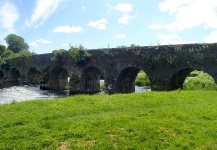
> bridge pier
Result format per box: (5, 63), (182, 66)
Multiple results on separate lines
(104, 76), (116, 94)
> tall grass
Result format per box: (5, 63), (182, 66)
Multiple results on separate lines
(0, 91), (217, 149)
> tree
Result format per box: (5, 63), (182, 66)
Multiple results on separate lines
(0, 44), (6, 55)
(4, 34), (29, 53)
(1, 50), (14, 59)
(129, 44), (140, 48)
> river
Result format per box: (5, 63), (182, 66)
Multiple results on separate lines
(0, 84), (150, 105)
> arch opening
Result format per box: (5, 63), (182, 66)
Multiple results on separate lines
(183, 70), (217, 90)
(8, 68), (20, 82)
(116, 67), (151, 93)
(80, 66), (102, 94)
(168, 68), (217, 90)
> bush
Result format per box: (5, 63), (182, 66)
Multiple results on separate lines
(135, 71), (150, 86)
(100, 83), (105, 91)
(183, 71), (217, 90)
(69, 45), (92, 66)
(51, 49), (66, 63)
(11, 50), (35, 58)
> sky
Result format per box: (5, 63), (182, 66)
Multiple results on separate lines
(1, 0), (217, 54)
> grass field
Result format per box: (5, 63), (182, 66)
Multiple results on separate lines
(0, 90), (217, 149)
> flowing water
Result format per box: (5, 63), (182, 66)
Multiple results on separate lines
(0, 84), (150, 105)
(0, 84), (69, 105)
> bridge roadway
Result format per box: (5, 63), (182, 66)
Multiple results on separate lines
(0, 43), (217, 94)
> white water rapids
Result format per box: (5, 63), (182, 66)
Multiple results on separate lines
(0, 84), (150, 105)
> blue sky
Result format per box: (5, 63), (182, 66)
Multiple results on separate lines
(0, 0), (217, 54)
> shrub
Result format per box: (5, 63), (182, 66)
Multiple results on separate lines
(183, 71), (217, 90)
(51, 49), (66, 63)
(135, 71), (150, 86)
(11, 50), (35, 58)
(100, 83), (105, 91)
(69, 45), (92, 66)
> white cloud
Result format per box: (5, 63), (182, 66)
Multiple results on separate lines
(29, 39), (52, 47)
(62, 43), (70, 47)
(150, 0), (217, 31)
(29, 41), (39, 47)
(88, 18), (108, 30)
(158, 0), (192, 14)
(114, 3), (133, 13)
(118, 14), (137, 24)
(36, 39), (52, 44)
(0, 1), (19, 32)
(156, 33), (195, 45)
(204, 31), (217, 43)
(25, 0), (64, 28)
(114, 3), (136, 25)
(115, 34), (126, 39)
(53, 25), (84, 33)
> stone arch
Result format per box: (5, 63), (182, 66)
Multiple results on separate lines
(0, 70), (4, 82)
(47, 67), (69, 90)
(167, 67), (216, 90)
(80, 66), (102, 94)
(116, 67), (151, 93)
(7, 68), (20, 82)
(27, 67), (40, 84)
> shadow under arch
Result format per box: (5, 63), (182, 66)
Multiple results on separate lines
(167, 68), (216, 90)
(116, 67), (150, 93)
(80, 66), (102, 94)
(7, 68), (20, 82)
(27, 67), (40, 84)
(47, 67), (69, 90)
(0, 70), (4, 81)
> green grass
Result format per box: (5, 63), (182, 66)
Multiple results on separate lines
(0, 91), (217, 149)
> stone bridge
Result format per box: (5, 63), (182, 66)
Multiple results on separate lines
(0, 43), (217, 94)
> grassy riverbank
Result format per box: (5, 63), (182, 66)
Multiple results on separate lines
(0, 91), (217, 149)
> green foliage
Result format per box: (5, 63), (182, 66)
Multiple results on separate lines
(116, 45), (128, 48)
(11, 50), (35, 58)
(51, 49), (66, 63)
(0, 44), (6, 55)
(0, 59), (10, 71)
(0, 50), (35, 70)
(37, 66), (49, 83)
(4, 34), (29, 53)
(64, 85), (70, 90)
(183, 70), (217, 90)
(129, 44), (140, 48)
(100, 83), (105, 91)
(0, 50), (14, 70)
(1, 50), (14, 59)
(69, 44), (92, 66)
(0, 91), (217, 149)
(135, 71), (150, 86)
